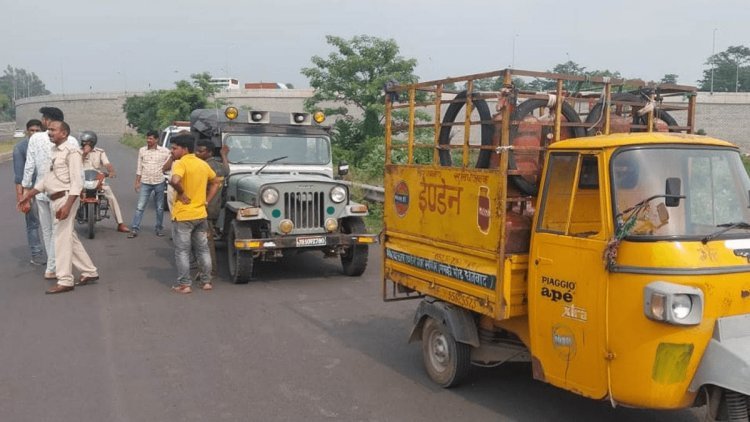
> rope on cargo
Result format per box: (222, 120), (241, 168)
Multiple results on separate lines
(546, 94), (557, 108)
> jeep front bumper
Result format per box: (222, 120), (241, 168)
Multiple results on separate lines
(232, 233), (378, 250)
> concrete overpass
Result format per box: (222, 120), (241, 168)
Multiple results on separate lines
(13, 90), (750, 150)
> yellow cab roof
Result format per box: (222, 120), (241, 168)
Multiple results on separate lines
(547, 132), (737, 151)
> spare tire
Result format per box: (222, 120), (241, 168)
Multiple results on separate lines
(438, 91), (494, 168)
(508, 98), (585, 196)
(584, 93), (642, 136)
(632, 109), (679, 132)
(585, 92), (680, 134)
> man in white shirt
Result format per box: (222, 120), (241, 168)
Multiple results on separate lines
(21, 107), (79, 279)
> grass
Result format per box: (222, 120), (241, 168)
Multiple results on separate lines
(0, 138), (17, 154)
(120, 133), (146, 149)
(363, 201), (383, 233)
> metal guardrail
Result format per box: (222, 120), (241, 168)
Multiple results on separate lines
(341, 181), (385, 203)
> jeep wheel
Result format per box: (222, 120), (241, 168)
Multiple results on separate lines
(340, 217), (368, 276)
(227, 221), (253, 284)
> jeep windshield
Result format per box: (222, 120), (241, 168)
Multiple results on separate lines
(612, 146), (750, 240)
(225, 134), (331, 165)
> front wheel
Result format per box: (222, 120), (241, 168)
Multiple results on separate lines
(421, 317), (471, 388)
(340, 217), (368, 276)
(227, 220), (253, 284)
(87, 202), (96, 239)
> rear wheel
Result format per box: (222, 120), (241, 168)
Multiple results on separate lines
(340, 217), (368, 276)
(227, 221), (253, 284)
(421, 317), (471, 388)
(87, 202), (96, 239)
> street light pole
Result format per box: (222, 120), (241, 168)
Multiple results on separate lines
(710, 28), (717, 94)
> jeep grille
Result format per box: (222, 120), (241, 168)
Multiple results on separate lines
(283, 191), (325, 229)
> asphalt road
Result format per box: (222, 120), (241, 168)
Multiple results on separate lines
(0, 136), (702, 421)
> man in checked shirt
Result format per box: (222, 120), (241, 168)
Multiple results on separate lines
(128, 130), (171, 238)
(18, 120), (98, 294)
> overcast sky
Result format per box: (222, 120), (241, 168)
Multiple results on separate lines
(2, 0), (747, 94)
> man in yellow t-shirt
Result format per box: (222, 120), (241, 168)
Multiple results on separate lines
(168, 134), (220, 293)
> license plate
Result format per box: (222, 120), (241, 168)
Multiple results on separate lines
(296, 236), (326, 247)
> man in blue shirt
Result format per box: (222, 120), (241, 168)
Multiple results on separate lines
(13, 119), (45, 266)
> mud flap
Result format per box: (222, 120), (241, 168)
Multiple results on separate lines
(408, 298), (479, 347)
(689, 314), (750, 396)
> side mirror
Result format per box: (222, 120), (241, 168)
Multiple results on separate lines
(665, 177), (682, 207)
(338, 161), (349, 177)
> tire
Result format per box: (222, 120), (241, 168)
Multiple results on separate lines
(227, 220), (253, 284)
(421, 317), (471, 388)
(340, 217), (368, 276)
(87, 202), (96, 239)
(585, 92), (680, 133)
(508, 98), (585, 196)
(632, 109), (679, 132)
(584, 93), (642, 136)
(438, 90), (494, 168)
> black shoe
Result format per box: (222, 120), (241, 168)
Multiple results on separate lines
(30, 256), (46, 266)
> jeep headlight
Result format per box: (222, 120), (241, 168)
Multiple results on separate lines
(261, 188), (279, 205)
(644, 282), (703, 326)
(330, 186), (347, 203)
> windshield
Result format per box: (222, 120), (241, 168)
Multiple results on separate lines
(224, 134), (331, 165)
(612, 146), (750, 239)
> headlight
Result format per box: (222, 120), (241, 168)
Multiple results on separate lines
(325, 218), (338, 232)
(643, 281), (703, 326)
(278, 219), (294, 234)
(330, 186), (347, 203)
(672, 295), (692, 320)
(224, 106), (239, 120)
(261, 188), (279, 205)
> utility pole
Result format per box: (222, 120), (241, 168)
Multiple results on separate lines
(710, 28), (717, 94)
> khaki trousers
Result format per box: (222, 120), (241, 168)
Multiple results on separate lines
(102, 185), (124, 224)
(52, 196), (98, 286)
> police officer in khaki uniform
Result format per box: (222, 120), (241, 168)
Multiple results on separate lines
(18, 120), (99, 294)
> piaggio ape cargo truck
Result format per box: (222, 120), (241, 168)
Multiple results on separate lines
(382, 68), (750, 420)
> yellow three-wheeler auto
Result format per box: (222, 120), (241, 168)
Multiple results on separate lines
(382, 69), (750, 420)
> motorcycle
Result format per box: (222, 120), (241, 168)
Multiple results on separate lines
(76, 169), (110, 239)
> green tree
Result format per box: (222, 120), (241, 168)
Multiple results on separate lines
(699, 45), (750, 92)
(190, 72), (219, 96)
(660, 73), (679, 84)
(123, 73), (214, 134)
(0, 66), (50, 120)
(0, 92), (10, 120)
(527, 61), (623, 92)
(301, 35), (419, 166)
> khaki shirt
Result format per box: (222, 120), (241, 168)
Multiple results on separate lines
(34, 142), (84, 196)
(82, 147), (110, 171)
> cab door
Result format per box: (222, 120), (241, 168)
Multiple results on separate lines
(527, 152), (609, 399)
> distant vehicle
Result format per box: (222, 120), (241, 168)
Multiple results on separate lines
(160, 121), (190, 149)
(13, 129), (25, 138)
(160, 121), (190, 210)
